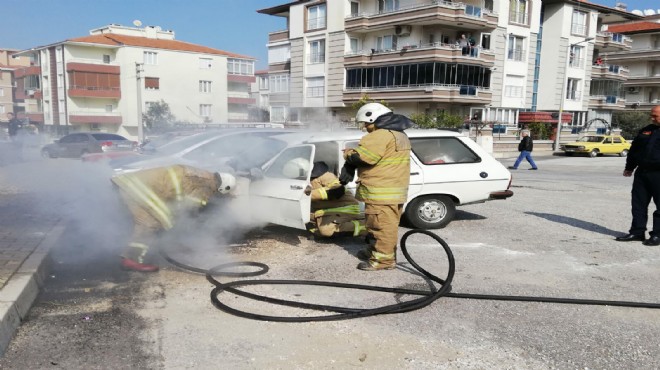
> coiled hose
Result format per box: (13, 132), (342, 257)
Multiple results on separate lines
(161, 229), (660, 322)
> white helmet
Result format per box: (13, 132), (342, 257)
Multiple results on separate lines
(356, 102), (392, 124)
(282, 158), (310, 179)
(215, 172), (236, 194)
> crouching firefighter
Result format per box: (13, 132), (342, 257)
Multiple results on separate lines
(340, 103), (413, 271)
(111, 165), (236, 272)
(305, 161), (367, 238)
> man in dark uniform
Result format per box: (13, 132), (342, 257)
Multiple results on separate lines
(616, 105), (660, 246)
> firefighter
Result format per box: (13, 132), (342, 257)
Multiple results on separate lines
(340, 103), (413, 271)
(305, 161), (366, 238)
(112, 164), (236, 272)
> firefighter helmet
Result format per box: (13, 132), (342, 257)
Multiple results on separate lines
(282, 158), (310, 179)
(355, 102), (392, 124)
(215, 172), (236, 194)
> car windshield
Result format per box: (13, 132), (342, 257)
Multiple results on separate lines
(91, 133), (127, 141)
(149, 131), (227, 155)
(578, 136), (605, 143)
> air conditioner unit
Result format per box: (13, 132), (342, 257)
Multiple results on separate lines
(627, 86), (640, 94)
(395, 25), (412, 37)
(26, 89), (35, 96)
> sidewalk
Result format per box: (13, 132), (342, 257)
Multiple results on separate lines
(0, 185), (63, 356)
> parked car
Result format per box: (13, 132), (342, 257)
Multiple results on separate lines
(560, 135), (631, 158)
(41, 132), (137, 159)
(112, 129), (293, 174)
(247, 130), (514, 230)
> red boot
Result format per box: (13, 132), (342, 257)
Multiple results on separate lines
(121, 258), (159, 272)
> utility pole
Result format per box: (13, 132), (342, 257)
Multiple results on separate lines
(135, 62), (144, 144)
(555, 37), (593, 151)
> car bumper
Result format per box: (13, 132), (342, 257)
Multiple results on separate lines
(489, 190), (514, 200)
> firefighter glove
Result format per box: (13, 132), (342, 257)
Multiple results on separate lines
(326, 186), (346, 200)
(339, 164), (356, 185)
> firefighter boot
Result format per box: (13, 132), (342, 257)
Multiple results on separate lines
(121, 258), (159, 272)
(357, 261), (396, 271)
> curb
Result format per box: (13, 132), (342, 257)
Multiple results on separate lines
(0, 222), (65, 356)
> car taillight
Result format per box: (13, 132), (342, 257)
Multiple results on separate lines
(131, 141), (138, 148)
(101, 141), (113, 148)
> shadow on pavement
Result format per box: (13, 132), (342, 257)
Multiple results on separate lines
(525, 211), (620, 237)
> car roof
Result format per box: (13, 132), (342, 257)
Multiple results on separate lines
(274, 129), (463, 145)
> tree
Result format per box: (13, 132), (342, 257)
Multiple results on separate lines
(142, 100), (175, 131)
(410, 111), (464, 129)
(350, 94), (390, 113)
(612, 111), (648, 139)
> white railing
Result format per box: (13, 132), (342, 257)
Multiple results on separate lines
(346, 0), (496, 19)
(68, 111), (121, 117)
(571, 23), (587, 36)
(566, 91), (582, 101)
(346, 41), (487, 58)
(68, 57), (118, 66)
(509, 11), (528, 24)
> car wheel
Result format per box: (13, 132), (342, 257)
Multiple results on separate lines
(80, 149), (89, 158)
(41, 148), (55, 158)
(565, 152), (574, 157)
(405, 195), (456, 229)
(589, 149), (599, 158)
(620, 149), (629, 157)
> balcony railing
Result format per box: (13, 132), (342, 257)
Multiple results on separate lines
(307, 16), (326, 30)
(566, 91), (582, 101)
(345, 82), (489, 92)
(569, 57), (584, 68)
(507, 48), (525, 61)
(67, 57), (119, 66)
(571, 23), (587, 36)
(347, 0), (496, 20)
(69, 85), (120, 92)
(345, 42), (495, 63)
(308, 53), (326, 64)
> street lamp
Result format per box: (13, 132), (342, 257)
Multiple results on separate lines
(554, 37), (594, 151)
(135, 62), (145, 144)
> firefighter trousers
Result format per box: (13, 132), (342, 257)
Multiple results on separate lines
(119, 191), (163, 263)
(312, 214), (367, 238)
(363, 203), (403, 268)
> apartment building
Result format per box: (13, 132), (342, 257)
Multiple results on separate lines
(257, 0), (640, 133)
(0, 49), (34, 123)
(13, 24), (256, 139)
(604, 21), (660, 111)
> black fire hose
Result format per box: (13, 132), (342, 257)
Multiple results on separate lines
(161, 229), (660, 322)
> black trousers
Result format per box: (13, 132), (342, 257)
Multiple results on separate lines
(629, 169), (660, 236)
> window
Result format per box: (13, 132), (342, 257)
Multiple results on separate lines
(566, 78), (580, 100)
(105, 104), (113, 112)
(269, 45), (291, 64)
(377, 35), (398, 51)
(378, 0), (400, 13)
(265, 146), (313, 180)
(507, 35), (525, 61)
(509, 0), (528, 24)
(199, 104), (212, 117)
(259, 76), (269, 90)
(571, 10), (587, 36)
(351, 1), (359, 16)
(144, 77), (159, 90)
(350, 38), (359, 53)
(199, 58), (212, 69)
(307, 4), (327, 30)
(504, 75), (524, 97)
(144, 51), (158, 65)
(308, 39), (325, 64)
(569, 45), (584, 68)
(0, 88), (3, 97)
(411, 138), (480, 165)
(481, 34), (491, 50)
(25, 75), (40, 90)
(307, 77), (325, 97)
(199, 80), (212, 93)
(103, 54), (111, 64)
(227, 58), (254, 75)
(270, 74), (290, 93)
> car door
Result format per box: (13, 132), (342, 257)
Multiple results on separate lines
(249, 144), (315, 230)
(57, 134), (80, 158)
(601, 137), (615, 154)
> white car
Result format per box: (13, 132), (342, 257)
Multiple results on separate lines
(248, 129), (513, 230)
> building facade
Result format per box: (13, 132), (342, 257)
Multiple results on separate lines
(257, 0), (642, 134)
(0, 49), (34, 127)
(14, 24), (256, 139)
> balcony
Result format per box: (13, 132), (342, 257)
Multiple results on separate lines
(595, 32), (632, 52)
(228, 97), (256, 105)
(68, 112), (123, 125)
(345, 1), (497, 33)
(66, 62), (120, 74)
(591, 64), (629, 81)
(268, 30), (289, 44)
(227, 74), (256, 83)
(603, 48), (660, 63)
(344, 43), (495, 68)
(627, 99), (660, 109)
(588, 95), (626, 110)
(343, 84), (492, 105)
(623, 75), (660, 86)
(68, 86), (121, 99)
(26, 112), (45, 123)
(14, 66), (42, 78)
(16, 88), (42, 100)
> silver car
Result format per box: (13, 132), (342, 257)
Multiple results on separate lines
(41, 132), (137, 159)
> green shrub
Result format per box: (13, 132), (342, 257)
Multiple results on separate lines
(527, 122), (551, 140)
(612, 111), (649, 139)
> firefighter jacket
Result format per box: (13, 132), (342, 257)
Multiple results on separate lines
(344, 128), (411, 205)
(310, 172), (359, 214)
(112, 165), (219, 230)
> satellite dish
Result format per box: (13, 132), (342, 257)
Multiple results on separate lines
(133, 19), (142, 27)
(631, 9), (643, 15)
(643, 9), (656, 15)
(154, 26), (162, 31)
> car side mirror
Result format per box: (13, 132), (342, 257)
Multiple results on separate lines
(249, 167), (264, 181)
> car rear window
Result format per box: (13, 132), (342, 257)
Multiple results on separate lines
(91, 133), (127, 141)
(411, 137), (480, 165)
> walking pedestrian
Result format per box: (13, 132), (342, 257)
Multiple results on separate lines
(6, 113), (23, 161)
(615, 105), (660, 246)
(339, 103), (413, 271)
(509, 129), (538, 170)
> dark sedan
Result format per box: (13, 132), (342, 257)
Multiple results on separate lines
(41, 132), (137, 159)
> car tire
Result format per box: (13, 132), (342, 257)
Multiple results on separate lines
(565, 152), (574, 157)
(405, 195), (456, 229)
(41, 148), (55, 159)
(589, 149), (599, 158)
(620, 149), (629, 157)
(80, 149), (89, 158)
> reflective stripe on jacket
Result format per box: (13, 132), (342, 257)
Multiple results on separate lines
(310, 172), (358, 212)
